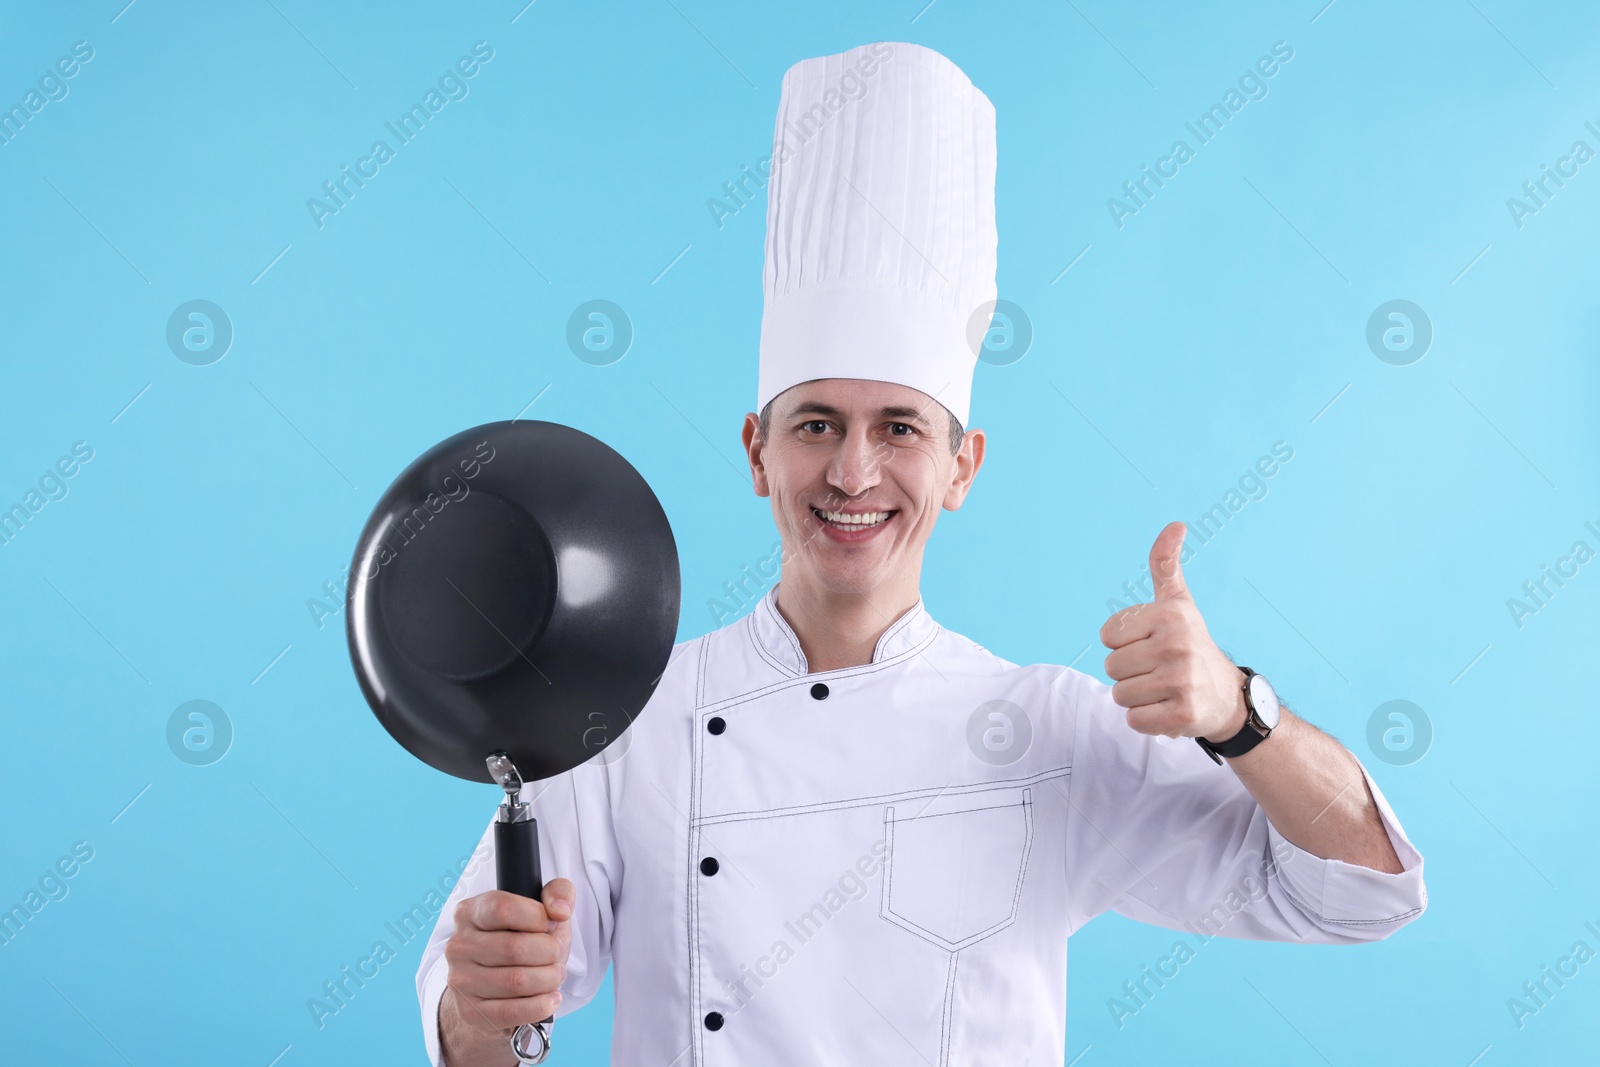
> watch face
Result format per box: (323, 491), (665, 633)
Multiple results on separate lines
(1248, 674), (1282, 730)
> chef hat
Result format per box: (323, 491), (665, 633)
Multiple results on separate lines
(756, 41), (998, 429)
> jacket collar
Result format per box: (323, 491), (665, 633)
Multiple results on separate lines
(747, 580), (936, 676)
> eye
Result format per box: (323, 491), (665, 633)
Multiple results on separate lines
(802, 420), (830, 435)
(887, 422), (915, 437)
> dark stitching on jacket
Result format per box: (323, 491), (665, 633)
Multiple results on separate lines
(1010, 789), (1036, 922)
(695, 766), (1070, 826)
(761, 593), (807, 673)
(890, 800), (1024, 821)
(747, 609), (799, 678)
(695, 636), (709, 711)
(688, 640), (708, 1064)
(1274, 871), (1425, 926)
(1315, 908), (1425, 926)
(703, 627), (941, 713)
(878, 792), (1036, 953)
(871, 601), (919, 661)
(940, 949), (958, 1066)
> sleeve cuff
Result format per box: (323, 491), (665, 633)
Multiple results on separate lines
(1266, 757), (1428, 937)
(421, 952), (564, 1066)
(420, 953), (451, 1067)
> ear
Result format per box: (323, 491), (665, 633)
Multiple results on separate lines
(941, 427), (986, 511)
(741, 413), (771, 498)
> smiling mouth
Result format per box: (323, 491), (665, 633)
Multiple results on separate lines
(811, 506), (896, 530)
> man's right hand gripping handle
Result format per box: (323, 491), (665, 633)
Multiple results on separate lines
(438, 878), (575, 1067)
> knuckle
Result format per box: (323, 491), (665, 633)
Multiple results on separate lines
(499, 932), (529, 965)
(523, 932), (556, 966)
(501, 896), (535, 930)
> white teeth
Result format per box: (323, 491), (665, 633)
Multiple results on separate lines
(816, 508), (891, 526)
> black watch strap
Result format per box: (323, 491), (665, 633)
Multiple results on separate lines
(1194, 666), (1271, 765)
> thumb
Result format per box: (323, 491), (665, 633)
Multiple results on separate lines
(542, 877), (576, 923)
(1148, 521), (1191, 601)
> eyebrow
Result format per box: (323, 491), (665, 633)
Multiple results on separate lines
(785, 402), (933, 430)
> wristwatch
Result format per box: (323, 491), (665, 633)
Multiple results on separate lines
(1195, 666), (1281, 764)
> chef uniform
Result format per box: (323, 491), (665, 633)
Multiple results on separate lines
(416, 42), (1427, 1066)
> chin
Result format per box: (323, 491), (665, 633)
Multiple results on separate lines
(806, 553), (897, 594)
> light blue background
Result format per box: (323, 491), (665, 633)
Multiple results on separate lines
(2, 1), (1596, 1064)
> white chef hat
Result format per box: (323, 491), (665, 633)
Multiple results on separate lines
(756, 41), (998, 430)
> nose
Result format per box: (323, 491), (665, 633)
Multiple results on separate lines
(825, 423), (882, 499)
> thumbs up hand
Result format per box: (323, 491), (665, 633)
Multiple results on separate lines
(1098, 521), (1248, 744)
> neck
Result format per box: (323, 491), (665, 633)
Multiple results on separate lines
(773, 570), (920, 673)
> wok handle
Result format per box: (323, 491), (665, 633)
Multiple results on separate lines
(495, 816), (543, 898)
(495, 818), (554, 1062)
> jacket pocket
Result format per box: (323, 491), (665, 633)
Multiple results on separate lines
(879, 786), (1034, 952)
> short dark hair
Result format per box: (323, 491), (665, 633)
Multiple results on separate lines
(757, 399), (965, 455)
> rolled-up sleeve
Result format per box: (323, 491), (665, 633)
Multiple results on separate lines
(1061, 668), (1427, 945)
(416, 765), (621, 1066)
(1262, 757), (1426, 937)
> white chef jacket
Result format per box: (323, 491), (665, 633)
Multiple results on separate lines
(417, 581), (1426, 1065)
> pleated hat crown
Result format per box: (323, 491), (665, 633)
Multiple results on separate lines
(757, 42), (997, 429)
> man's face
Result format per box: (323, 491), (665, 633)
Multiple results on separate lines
(741, 379), (985, 600)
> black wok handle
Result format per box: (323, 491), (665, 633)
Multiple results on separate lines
(495, 818), (557, 1032)
(495, 816), (543, 898)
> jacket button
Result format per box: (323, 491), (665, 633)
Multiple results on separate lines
(707, 716), (725, 735)
(700, 856), (719, 876)
(704, 1011), (724, 1031)
(810, 682), (829, 700)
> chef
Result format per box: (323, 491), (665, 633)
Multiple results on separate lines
(417, 41), (1427, 1066)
